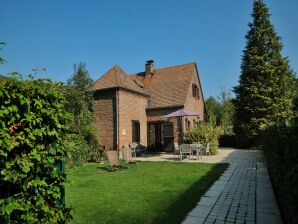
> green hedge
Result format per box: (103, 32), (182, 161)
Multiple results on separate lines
(262, 121), (298, 224)
(0, 77), (72, 223)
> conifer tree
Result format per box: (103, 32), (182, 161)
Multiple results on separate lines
(233, 0), (296, 147)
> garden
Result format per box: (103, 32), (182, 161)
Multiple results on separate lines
(66, 162), (228, 224)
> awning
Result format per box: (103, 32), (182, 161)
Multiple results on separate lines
(161, 108), (201, 118)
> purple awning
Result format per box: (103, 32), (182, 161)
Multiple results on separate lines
(161, 108), (200, 118)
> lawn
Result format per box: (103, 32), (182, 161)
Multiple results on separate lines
(66, 161), (228, 224)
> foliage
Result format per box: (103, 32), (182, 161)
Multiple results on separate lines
(262, 120), (298, 224)
(205, 88), (234, 135)
(65, 63), (99, 163)
(66, 162), (228, 224)
(0, 76), (72, 223)
(233, 0), (296, 148)
(0, 42), (6, 65)
(183, 123), (220, 155)
(205, 97), (221, 125)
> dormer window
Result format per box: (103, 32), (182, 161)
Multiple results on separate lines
(192, 84), (200, 99)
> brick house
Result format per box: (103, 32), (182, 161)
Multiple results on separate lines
(92, 60), (206, 151)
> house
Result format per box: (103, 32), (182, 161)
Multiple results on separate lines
(92, 60), (206, 151)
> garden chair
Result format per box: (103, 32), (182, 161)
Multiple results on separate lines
(180, 144), (192, 160)
(106, 151), (122, 171)
(203, 143), (210, 156)
(190, 143), (202, 160)
(120, 148), (136, 168)
(129, 142), (138, 158)
(174, 143), (180, 159)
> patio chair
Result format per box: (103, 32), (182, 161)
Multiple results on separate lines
(190, 143), (202, 160)
(203, 143), (210, 156)
(106, 151), (121, 171)
(174, 143), (180, 159)
(120, 148), (136, 168)
(180, 144), (192, 160)
(129, 142), (138, 158)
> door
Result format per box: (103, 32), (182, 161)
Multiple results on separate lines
(162, 123), (174, 151)
(147, 122), (174, 151)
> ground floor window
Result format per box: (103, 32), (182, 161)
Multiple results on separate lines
(132, 120), (140, 143)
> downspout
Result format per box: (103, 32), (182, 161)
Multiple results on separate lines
(116, 88), (119, 149)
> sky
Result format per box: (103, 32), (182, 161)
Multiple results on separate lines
(1, 0), (298, 98)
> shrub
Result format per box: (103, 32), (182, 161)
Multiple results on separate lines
(0, 76), (72, 223)
(184, 123), (220, 155)
(262, 120), (298, 224)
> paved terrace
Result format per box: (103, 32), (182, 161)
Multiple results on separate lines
(136, 148), (283, 224)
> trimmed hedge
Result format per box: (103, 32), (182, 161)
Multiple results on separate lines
(262, 121), (298, 224)
(0, 77), (72, 223)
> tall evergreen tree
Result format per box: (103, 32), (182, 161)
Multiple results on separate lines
(233, 0), (296, 147)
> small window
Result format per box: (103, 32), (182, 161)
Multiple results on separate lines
(192, 84), (200, 99)
(132, 120), (140, 143)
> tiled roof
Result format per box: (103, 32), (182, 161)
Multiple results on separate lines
(93, 63), (198, 108)
(128, 63), (196, 108)
(92, 65), (147, 95)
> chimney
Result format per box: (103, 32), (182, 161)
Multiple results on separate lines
(145, 60), (154, 77)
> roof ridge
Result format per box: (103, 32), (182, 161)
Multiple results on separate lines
(127, 62), (197, 76)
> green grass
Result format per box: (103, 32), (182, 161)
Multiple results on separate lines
(66, 161), (228, 224)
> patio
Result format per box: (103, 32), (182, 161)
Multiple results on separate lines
(135, 147), (239, 164)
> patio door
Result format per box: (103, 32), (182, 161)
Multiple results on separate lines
(147, 122), (173, 151)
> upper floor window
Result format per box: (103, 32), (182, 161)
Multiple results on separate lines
(192, 84), (200, 99)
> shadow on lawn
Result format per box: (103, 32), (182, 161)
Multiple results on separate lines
(151, 163), (229, 224)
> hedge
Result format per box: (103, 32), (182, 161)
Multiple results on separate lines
(0, 77), (72, 223)
(262, 121), (298, 224)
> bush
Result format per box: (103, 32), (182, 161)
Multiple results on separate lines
(219, 135), (236, 147)
(0, 76), (72, 223)
(262, 121), (298, 224)
(184, 123), (220, 155)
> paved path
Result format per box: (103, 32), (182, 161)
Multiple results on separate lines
(182, 150), (283, 224)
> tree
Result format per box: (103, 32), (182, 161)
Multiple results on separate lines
(65, 63), (99, 163)
(205, 96), (221, 125)
(233, 0), (296, 147)
(0, 42), (6, 65)
(205, 88), (234, 134)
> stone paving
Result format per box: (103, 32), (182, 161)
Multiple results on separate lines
(182, 150), (283, 224)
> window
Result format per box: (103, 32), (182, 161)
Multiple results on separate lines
(192, 84), (200, 99)
(132, 120), (140, 143)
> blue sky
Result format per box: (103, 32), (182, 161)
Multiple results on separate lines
(1, 0), (297, 98)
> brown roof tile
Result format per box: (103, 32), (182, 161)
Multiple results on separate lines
(93, 62), (198, 108)
(92, 65), (147, 95)
(128, 63), (197, 108)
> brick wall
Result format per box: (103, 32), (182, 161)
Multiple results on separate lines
(184, 67), (206, 129)
(118, 89), (148, 148)
(93, 89), (116, 150)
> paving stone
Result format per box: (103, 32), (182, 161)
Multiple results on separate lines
(188, 205), (212, 218)
(197, 196), (218, 207)
(184, 150), (283, 224)
(182, 216), (205, 224)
